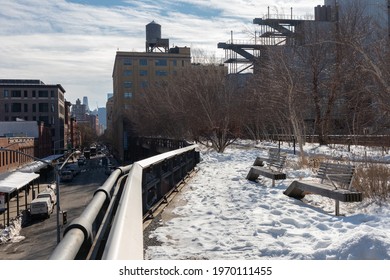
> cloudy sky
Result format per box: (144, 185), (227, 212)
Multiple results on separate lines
(0, 0), (321, 108)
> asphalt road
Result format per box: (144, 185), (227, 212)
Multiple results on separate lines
(0, 156), (110, 260)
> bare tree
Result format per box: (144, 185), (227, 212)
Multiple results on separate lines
(130, 64), (244, 153)
(334, 1), (390, 134)
(253, 46), (307, 160)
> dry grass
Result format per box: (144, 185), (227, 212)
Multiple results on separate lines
(293, 155), (390, 201)
(292, 155), (327, 171)
(353, 163), (390, 201)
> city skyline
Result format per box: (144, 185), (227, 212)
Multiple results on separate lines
(0, 0), (320, 107)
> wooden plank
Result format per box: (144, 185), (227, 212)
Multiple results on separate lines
(316, 162), (355, 187)
(283, 162), (362, 215)
(246, 166), (286, 181)
(253, 157), (267, 166)
(247, 148), (287, 186)
(284, 180), (362, 202)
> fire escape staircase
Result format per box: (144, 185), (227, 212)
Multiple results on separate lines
(218, 16), (305, 73)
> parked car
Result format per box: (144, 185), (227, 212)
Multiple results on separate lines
(84, 150), (91, 159)
(30, 197), (53, 219)
(60, 170), (73, 182)
(36, 189), (56, 205)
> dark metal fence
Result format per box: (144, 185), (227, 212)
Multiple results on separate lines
(265, 134), (390, 147)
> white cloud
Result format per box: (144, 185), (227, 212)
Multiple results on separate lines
(0, 0), (321, 107)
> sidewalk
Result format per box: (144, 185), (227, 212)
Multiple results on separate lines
(1, 181), (52, 229)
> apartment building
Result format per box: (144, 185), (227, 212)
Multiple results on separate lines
(0, 120), (52, 158)
(111, 22), (192, 162)
(324, 0), (389, 37)
(0, 79), (68, 153)
(71, 98), (88, 122)
(0, 137), (35, 174)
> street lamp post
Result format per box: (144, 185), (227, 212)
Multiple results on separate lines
(54, 151), (80, 243)
(0, 147), (80, 244)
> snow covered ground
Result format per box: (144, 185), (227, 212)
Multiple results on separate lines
(2, 140), (389, 260)
(145, 140), (390, 260)
(0, 217), (24, 245)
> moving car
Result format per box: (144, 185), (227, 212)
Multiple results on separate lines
(64, 163), (80, 176)
(77, 156), (86, 166)
(105, 164), (116, 175)
(60, 170), (73, 182)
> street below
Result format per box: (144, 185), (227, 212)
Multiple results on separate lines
(0, 155), (109, 260)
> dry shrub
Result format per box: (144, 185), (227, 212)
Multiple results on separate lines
(295, 155), (327, 171)
(353, 163), (390, 201)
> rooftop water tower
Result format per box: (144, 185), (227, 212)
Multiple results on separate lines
(146, 21), (169, 52)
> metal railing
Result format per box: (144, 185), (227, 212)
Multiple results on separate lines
(49, 143), (199, 260)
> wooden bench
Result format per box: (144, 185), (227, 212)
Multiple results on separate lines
(283, 162), (363, 215)
(252, 148), (279, 167)
(246, 149), (287, 187)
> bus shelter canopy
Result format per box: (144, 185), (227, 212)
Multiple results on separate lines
(18, 154), (64, 173)
(0, 172), (40, 194)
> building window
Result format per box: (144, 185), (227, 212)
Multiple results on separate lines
(38, 90), (49, 97)
(3, 90), (9, 97)
(124, 92), (133, 99)
(11, 90), (22, 97)
(32, 104), (36, 112)
(140, 70), (148, 76)
(32, 90), (36, 97)
(155, 59), (167, 66)
(51, 103), (55, 112)
(51, 90), (54, 97)
(124, 81), (132, 88)
(123, 70), (133, 76)
(172, 60), (177, 66)
(11, 103), (22, 112)
(140, 59), (148, 66)
(124, 58), (132, 65)
(39, 103), (49, 112)
(24, 103), (28, 112)
(24, 90), (28, 97)
(156, 70), (168, 76)
(4, 103), (9, 113)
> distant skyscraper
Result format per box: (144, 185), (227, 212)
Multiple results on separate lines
(98, 107), (107, 129)
(83, 96), (89, 112)
(72, 98), (87, 121)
